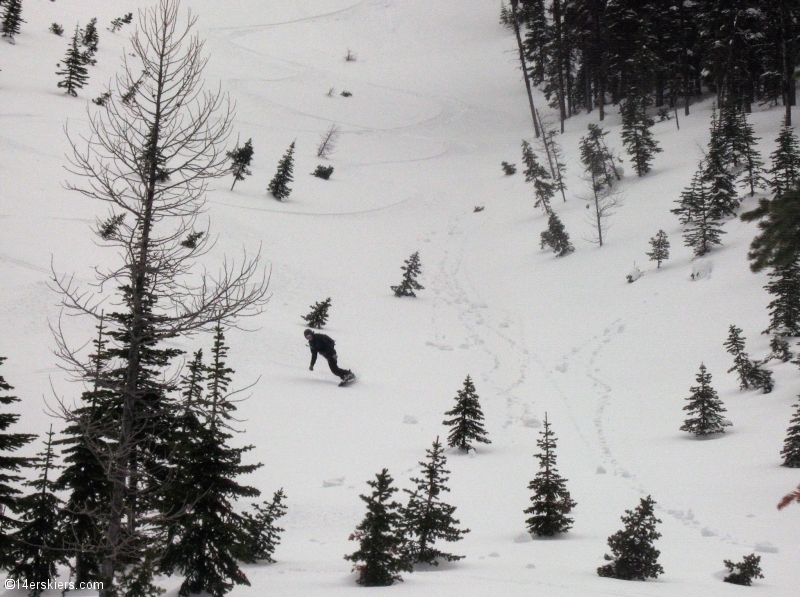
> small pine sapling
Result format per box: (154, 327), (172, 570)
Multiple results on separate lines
(344, 469), (410, 586)
(391, 251), (424, 297)
(597, 496), (663, 581)
(442, 376), (491, 452)
(724, 325), (752, 389)
(680, 364), (731, 436)
(780, 398), (800, 467)
(227, 138), (254, 190)
(109, 13), (133, 33)
(238, 489), (288, 563)
(524, 414), (576, 537)
(49, 23), (64, 36)
(401, 437), (469, 565)
(312, 165), (334, 180)
(646, 230), (669, 268)
(302, 297), (332, 329)
(540, 212), (574, 256)
(56, 26), (90, 97)
(745, 359), (774, 394)
(1, 0), (24, 42)
(723, 554), (764, 586)
(501, 161), (517, 175)
(522, 140), (554, 214)
(82, 17), (99, 64)
(268, 141), (295, 201)
(91, 90), (111, 105)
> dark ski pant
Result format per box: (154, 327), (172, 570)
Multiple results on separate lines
(325, 354), (351, 379)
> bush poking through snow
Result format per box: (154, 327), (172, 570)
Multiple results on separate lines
(597, 496), (663, 581)
(391, 252), (424, 297)
(302, 297), (331, 329)
(723, 554), (764, 586)
(344, 48), (357, 62)
(340, 90), (352, 97)
(646, 230), (669, 268)
(626, 264), (642, 283)
(501, 161), (517, 175)
(50, 23), (64, 36)
(312, 165), (334, 180)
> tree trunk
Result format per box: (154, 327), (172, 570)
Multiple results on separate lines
(510, 0), (541, 138)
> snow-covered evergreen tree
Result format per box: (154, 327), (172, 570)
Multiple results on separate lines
(597, 496), (663, 581)
(442, 376), (491, 452)
(646, 230), (669, 268)
(227, 138), (254, 190)
(268, 141), (295, 201)
(56, 26), (90, 97)
(680, 363), (731, 436)
(540, 211), (574, 256)
(620, 92), (661, 176)
(302, 297), (332, 329)
(703, 108), (739, 220)
(1, 0), (23, 42)
(401, 437), (469, 565)
(763, 258), (800, 336)
(345, 469), (410, 586)
(391, 251), (424, 297)
(0, 357), (36, 570)
(10, 426), (67, 597)
(522, 139), (554, 214)
(768, 118), (800, 199)
(524, 414), (575, 537)
(723, 554), (764, 586)
(732, 108), (766, 197)
(780, 398), (800, 468)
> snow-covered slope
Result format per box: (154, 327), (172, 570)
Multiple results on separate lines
(1, 1), (798, 595)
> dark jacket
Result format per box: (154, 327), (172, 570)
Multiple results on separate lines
(308, 333), (336, 367)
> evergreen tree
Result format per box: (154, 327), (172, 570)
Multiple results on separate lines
(781, 398), (800, 468)
(597, 496), (664, 581)
(680, 363), (731, 436)
(501, 161), (517, 175)
(646, 230), (670, 268)
(390, 251), (424, 297)
(0, 357), (36, 570)
(56, 26), (90, 97)
(733, 108), (766, 197)
(10, 427), (67, 597)
(703, 107), (740, 220)
(82, 17), (99, 64)
(302, 297), (331, 329)
(540, 211), (574, 256)
(580, 124), (621, 191)
(770, 334), (792, 362)
(522, 139), (554, 214)
(746, 359), (774, 394)
(344, 469), (410, 586)
(160, 325), (263, 597)
(442, 376), (491, 452)
(763, 258), (800, 336)
(267, 141), (295, 201)
(1, 0), (23, 42)
(676, 168), (726, 257)
(620, 92), (661, 176)
(723, 554), (764, 586)
(524, 414), (576, 537)
(227, 138), (254, 190)
(724, 325), (753, 389)
(544, 127), (568, 202)
(768, 118), (800, 199)
(401, 437), (469, 565)
(741, 186), (800, 272)
(237, 489), (287, 564)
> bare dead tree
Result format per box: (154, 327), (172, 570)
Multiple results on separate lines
(50, 2), (269, 594)
(316, 124), (340, 158)
(535, 109), (568, 203)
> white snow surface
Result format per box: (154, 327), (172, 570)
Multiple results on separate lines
(1, 1), (799, 595)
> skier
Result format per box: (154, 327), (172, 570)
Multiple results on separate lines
(304, 329), (356, 385)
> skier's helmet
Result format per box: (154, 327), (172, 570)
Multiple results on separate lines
(304, 329), (313, 339)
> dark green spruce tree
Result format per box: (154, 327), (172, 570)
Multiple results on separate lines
(443, 376), (491, 452)
(703, 108), (739, 220)
(401, 437), (469, 565)
(237, 489), (287, 564)
(268, 141), (295, 201)
(522, 140), (554, 214)
(1, 0), (23, 42)
(620, 92), (661, 177)
(0, 356), (36, 570)
(580, 124), (621, 191)
(524, 414), (575, 537)
(780, 398), (800, 468)
(680, 364), (731, 436)
(10, 426), (68, 597)
(723, 554), (764, 586)
(160, 325), (263, 597)
(646, 230), (669, 268)
(732, 108), (766, 197)
(741, 186), (800, 273)
(597, 496), (663, 581)
(391, 251), (424, 297)
(675, 168), (726, 257)
(763, 258), (800, 337)
(82, 17), (99, 65)
(56, 26), (90, 97)
(540, 211), (574, 256)
(302, 297), (332, 329)
(768, 118), (800, 199)
(344, 469), (410, 586)
(724, 325), (753, 389)
(227, 138), (254, 190)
